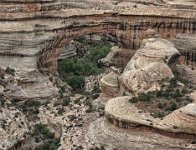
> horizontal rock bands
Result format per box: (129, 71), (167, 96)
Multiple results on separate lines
(107, 117), (196, 140)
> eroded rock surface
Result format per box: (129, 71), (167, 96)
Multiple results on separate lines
(105, 96), (196, 135)
(87, 118), (196, 150)
(100, 30), (180, 98)
(0, 0), (196, 150)
(88, 30), (196, 150)
(0, 0), (195, 73)
(0, 107), (29, 150)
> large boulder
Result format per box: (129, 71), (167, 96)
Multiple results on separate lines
(120, 62), (174, 94)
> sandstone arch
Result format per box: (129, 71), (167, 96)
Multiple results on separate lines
(37, 14), (196, 73)
(0, 2), (195, 74)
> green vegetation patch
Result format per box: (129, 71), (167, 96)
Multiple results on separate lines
(129, 76), (193, 118)
(21, 99), (41, 114)
(33, 123), (60, 150)
(0, 95), (6, 107)
(58, 37), (111, 91)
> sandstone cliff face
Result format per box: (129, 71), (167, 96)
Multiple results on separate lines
(100, 32), (180, 98)
(0, 0), (195, 73)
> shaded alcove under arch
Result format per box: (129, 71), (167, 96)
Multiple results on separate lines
(58, 33), (120, 59)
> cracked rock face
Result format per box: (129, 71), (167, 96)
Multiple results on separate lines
(4, 69), (59, 101)
(0, 108), (29, 150)
(121, 62), (173, 94)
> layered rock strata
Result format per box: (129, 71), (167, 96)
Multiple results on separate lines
(58, 41), (88, 60)
(1, 68), (59, 100)
(105, 96), (196, 135)
(0, 0), (195, 73)
(87, 117), (196, 150)
(88, 29), (196, 149)
(0, 1), (196, 149)
(100, 29), (180, 98)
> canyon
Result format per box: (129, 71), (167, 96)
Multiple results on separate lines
(0, 0), (195, 73)
(0, 0), (196, 150)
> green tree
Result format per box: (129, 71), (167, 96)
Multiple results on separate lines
(65, 74), (85, 90)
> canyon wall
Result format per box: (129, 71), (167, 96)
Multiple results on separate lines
(0, 1), (195, 73)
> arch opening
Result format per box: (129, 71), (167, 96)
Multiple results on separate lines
(56, 33), (133, 92)
(36, 16), (196, 74)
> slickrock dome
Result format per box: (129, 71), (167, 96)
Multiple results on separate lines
(141, 38), (179, 59)
(144, 29), (159, 39)
(120, 35), (180, 94)
(105, 97), (196, 135)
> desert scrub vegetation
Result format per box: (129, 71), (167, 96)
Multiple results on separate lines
(129, 76), (193, 118)
(21, 99), (41, 114)
(0, 95), (6, 107)
(16, 99), (48, 121)
(58, 37), (111, 91)
(33, 123), (60, 150)
(76, 36), (111, 64)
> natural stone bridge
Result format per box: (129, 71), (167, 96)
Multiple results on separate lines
(0, 1), (196, 73)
